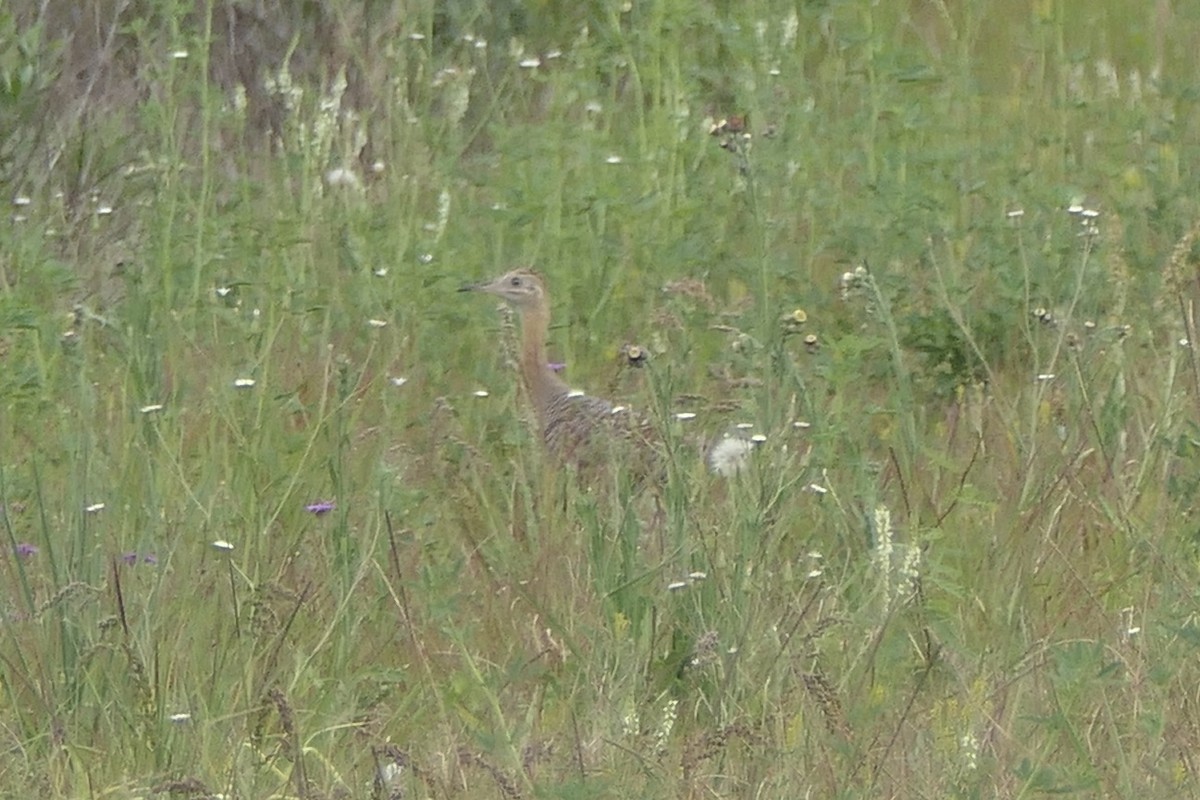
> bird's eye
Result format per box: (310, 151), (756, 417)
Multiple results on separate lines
(509, 276), (522, 287)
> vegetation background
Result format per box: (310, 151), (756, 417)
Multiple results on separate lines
(3, 0), (1200, 797)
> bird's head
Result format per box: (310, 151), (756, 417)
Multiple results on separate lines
(460, 268), (548, 312)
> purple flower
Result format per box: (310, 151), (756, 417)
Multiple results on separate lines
(14, 543), (38, 558)
(305, 500), (336, 515)
(120, 552), (158, 566)
(142, 553), (158, 565)
(548, 362), (566, 373)
(121, 551), (138, 566)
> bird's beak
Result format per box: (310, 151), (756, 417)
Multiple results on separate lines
(458, 280), (483, 293)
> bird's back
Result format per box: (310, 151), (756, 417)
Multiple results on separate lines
(541, 390), (662, 479)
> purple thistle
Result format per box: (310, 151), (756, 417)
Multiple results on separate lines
(14, 543), (38, 558)
(305, 500), (336, 515)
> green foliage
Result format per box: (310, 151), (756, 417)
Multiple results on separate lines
(2, 0), (1200, 797)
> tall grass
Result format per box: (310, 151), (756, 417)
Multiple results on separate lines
(2, 0), (1200, 797)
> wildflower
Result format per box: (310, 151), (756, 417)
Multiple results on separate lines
(211, 540), (234, 552)
(305, 500), (336, 515)
(708, 435), (756, 476)
(14, 543), (38, 558)
(621, 344), (648, 366)
(325, 167), (363, 190)
(547, 362), (567, 373)
(85, 502), (106, 513)
(233, 378), (256, 388)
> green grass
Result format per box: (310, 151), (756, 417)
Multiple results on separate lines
(3, 0), (1200, 797)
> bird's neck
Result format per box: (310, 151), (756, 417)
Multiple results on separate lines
(520, 304), (570, 418)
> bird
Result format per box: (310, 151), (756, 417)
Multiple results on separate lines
(459, 268), (662, 478)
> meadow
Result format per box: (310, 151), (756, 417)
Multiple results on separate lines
(3, 0), (1200, 797)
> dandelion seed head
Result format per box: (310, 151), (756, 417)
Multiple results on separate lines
(708, 436), (755, 476)
(325, 167), (363, 190)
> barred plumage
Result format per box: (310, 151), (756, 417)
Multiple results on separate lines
(461, 269), (661, 476)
